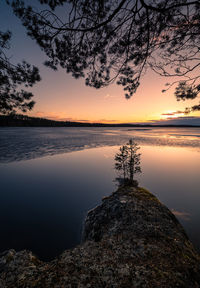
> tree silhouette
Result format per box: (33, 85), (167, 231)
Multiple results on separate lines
(115, 139), (141, 186)
(8, 0), (200, 113)
(115, 145), (129, 181)
(0, 29), (41, 114)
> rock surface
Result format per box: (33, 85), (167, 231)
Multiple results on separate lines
(0, 186), (200, 287)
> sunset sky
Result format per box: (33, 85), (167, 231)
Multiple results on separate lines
(1, 1), (200, 124)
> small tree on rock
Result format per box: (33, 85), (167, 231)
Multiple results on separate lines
(115, 139), (141, 186)
(115, 145), (129, 181)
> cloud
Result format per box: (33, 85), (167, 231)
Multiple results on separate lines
(76, 119), (90, 122)
(151, 116), (200, 126)
(66, 118), (118, 123)
(28, 112), (118, 123)
(29, 111), (72, 122)
(161, 110), (184, 116)
(33, 111), (63, 120)
(98, 119), (117, 123)
(104, 94), (117, 99)
(33, 111), (46, 117)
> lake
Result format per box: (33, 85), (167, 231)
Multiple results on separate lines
(0, 127), (200, 260)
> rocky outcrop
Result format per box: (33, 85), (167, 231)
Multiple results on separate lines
(0, 186), (200, 287)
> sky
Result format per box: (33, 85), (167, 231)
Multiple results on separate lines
(1, 1), (200, 125)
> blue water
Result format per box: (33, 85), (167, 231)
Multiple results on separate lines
(0, 127), (200, 260)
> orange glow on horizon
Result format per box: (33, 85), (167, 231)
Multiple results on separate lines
(26, 67), (200, 124)
(27, 110), (199, 124)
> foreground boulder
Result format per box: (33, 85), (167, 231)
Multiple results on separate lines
(0, 186), (199, 287)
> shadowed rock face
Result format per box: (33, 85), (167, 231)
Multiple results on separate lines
(0, 186), (200, 287)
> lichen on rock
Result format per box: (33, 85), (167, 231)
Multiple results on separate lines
(0, 186), (199, 287)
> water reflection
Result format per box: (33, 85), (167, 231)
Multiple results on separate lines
(0, 144), (200, 260)
(171, 210), (191, 221)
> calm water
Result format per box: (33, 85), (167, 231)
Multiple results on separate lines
(0, 127), (200, 260)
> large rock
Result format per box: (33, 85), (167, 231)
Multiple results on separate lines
(0, 186), (200, 287)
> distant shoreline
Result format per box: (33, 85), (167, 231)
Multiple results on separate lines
(0, 114), (200, 128)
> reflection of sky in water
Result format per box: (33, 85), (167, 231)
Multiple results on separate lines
(171, 209), (191, 221)
(0, 128), (200, 260)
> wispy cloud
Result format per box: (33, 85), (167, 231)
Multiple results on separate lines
(151, 116), (200, 126)
(104, 94), (117, 99)
(28, 112), (118, 123)
(33, 111), (65, 120)
(29, 111), (73, 122)
(67, 118), (118, 123)
(98, 119), (117, 123)
(161, 110), (184, 116)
